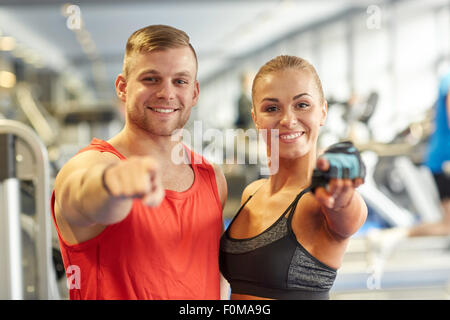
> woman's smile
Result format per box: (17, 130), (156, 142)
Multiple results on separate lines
(278, 131), (305, 143)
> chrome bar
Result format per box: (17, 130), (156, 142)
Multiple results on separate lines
(0, 120), (60, 299)
(0, 178), (23, 299)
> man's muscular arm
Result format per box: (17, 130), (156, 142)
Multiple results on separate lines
(55, 151), (164, 228)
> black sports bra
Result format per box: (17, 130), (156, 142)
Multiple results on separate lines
(219, 187), (337, 300)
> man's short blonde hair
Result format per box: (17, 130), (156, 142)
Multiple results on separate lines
(122, 24), (198, 78)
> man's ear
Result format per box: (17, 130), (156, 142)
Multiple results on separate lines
(192, 80), (200, 106)
(320, 100), (328, 126)
(115, 74), (127, 103)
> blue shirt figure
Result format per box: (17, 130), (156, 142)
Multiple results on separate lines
(425, 71), (450, 174)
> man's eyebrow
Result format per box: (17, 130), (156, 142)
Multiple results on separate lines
(138, 69), (193, 77)
(139, 69), (160, 76)
(174, 71), (193, 77)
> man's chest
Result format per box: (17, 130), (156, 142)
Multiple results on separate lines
(161, 164), (195, 192)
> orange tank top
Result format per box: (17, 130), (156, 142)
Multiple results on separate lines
(51, 138), (223, 300)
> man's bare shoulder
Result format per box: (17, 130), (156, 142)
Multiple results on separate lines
(209, 163), (227, 209)
(53, 150), (124, 242)
(55, 150), (120, 187)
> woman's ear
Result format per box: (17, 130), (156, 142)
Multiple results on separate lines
(115, 74), (127, 102)
(320, 100), (328, 126)
(251, 107), (258, 129)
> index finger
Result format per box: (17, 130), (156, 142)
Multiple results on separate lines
(353, 177), (364, 188)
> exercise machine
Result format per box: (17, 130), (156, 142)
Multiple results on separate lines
(0, 119), (60, 299)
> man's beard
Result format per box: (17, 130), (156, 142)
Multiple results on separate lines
(128, 105), (189, 137)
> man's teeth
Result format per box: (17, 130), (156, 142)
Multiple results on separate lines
(151, 107), (175, 113)
(280, 132), (303, 140)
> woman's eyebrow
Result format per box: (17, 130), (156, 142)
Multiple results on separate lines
(260, 97), (279, 103)
(261, 93), (312, 104)
(292, 93), (312, 100)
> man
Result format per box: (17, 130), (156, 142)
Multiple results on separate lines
(52, 25), (228, 300)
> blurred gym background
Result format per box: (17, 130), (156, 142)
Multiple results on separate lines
(0, 0), (449, 300)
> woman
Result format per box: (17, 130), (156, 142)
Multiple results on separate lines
(219, 55), (368, 300)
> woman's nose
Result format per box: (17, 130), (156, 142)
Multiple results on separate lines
(280, 109), (298, 128)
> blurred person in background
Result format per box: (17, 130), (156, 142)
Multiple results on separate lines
(409, 68), (450, 237)
(367, 68), (450, 270)
(52, 25), (228, 300)
(219, 55), (367, 300)
(234, 71), (253, 130)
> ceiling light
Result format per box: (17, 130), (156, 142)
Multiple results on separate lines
(0, 71), (16, 89)
(0, 36), (16, 51)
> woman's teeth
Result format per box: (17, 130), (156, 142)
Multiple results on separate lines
(280, 132), (303, 140)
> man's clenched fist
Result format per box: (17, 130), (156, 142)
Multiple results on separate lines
(102, 156), (165, 207)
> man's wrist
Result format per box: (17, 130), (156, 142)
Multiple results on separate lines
(101, 164), (116, 196)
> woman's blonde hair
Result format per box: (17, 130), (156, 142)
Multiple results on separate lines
(122, 24), (198, 78)
(252, 55), (324, 104)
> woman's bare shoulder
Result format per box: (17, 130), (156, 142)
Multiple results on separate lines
(240, 178), (268, 205)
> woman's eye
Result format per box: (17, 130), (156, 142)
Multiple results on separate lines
(296, 102), (309, 109)
(265, 106), (278, 112)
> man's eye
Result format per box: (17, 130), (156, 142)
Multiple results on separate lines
(143, 77), (158, 82)
(175, 79), (188, 85)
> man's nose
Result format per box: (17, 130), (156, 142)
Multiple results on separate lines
(156, 81), (175, 100)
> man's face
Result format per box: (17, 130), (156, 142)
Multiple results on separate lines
(116, 47), (199, 137)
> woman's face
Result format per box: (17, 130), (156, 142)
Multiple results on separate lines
(252, 68), (327, 160)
